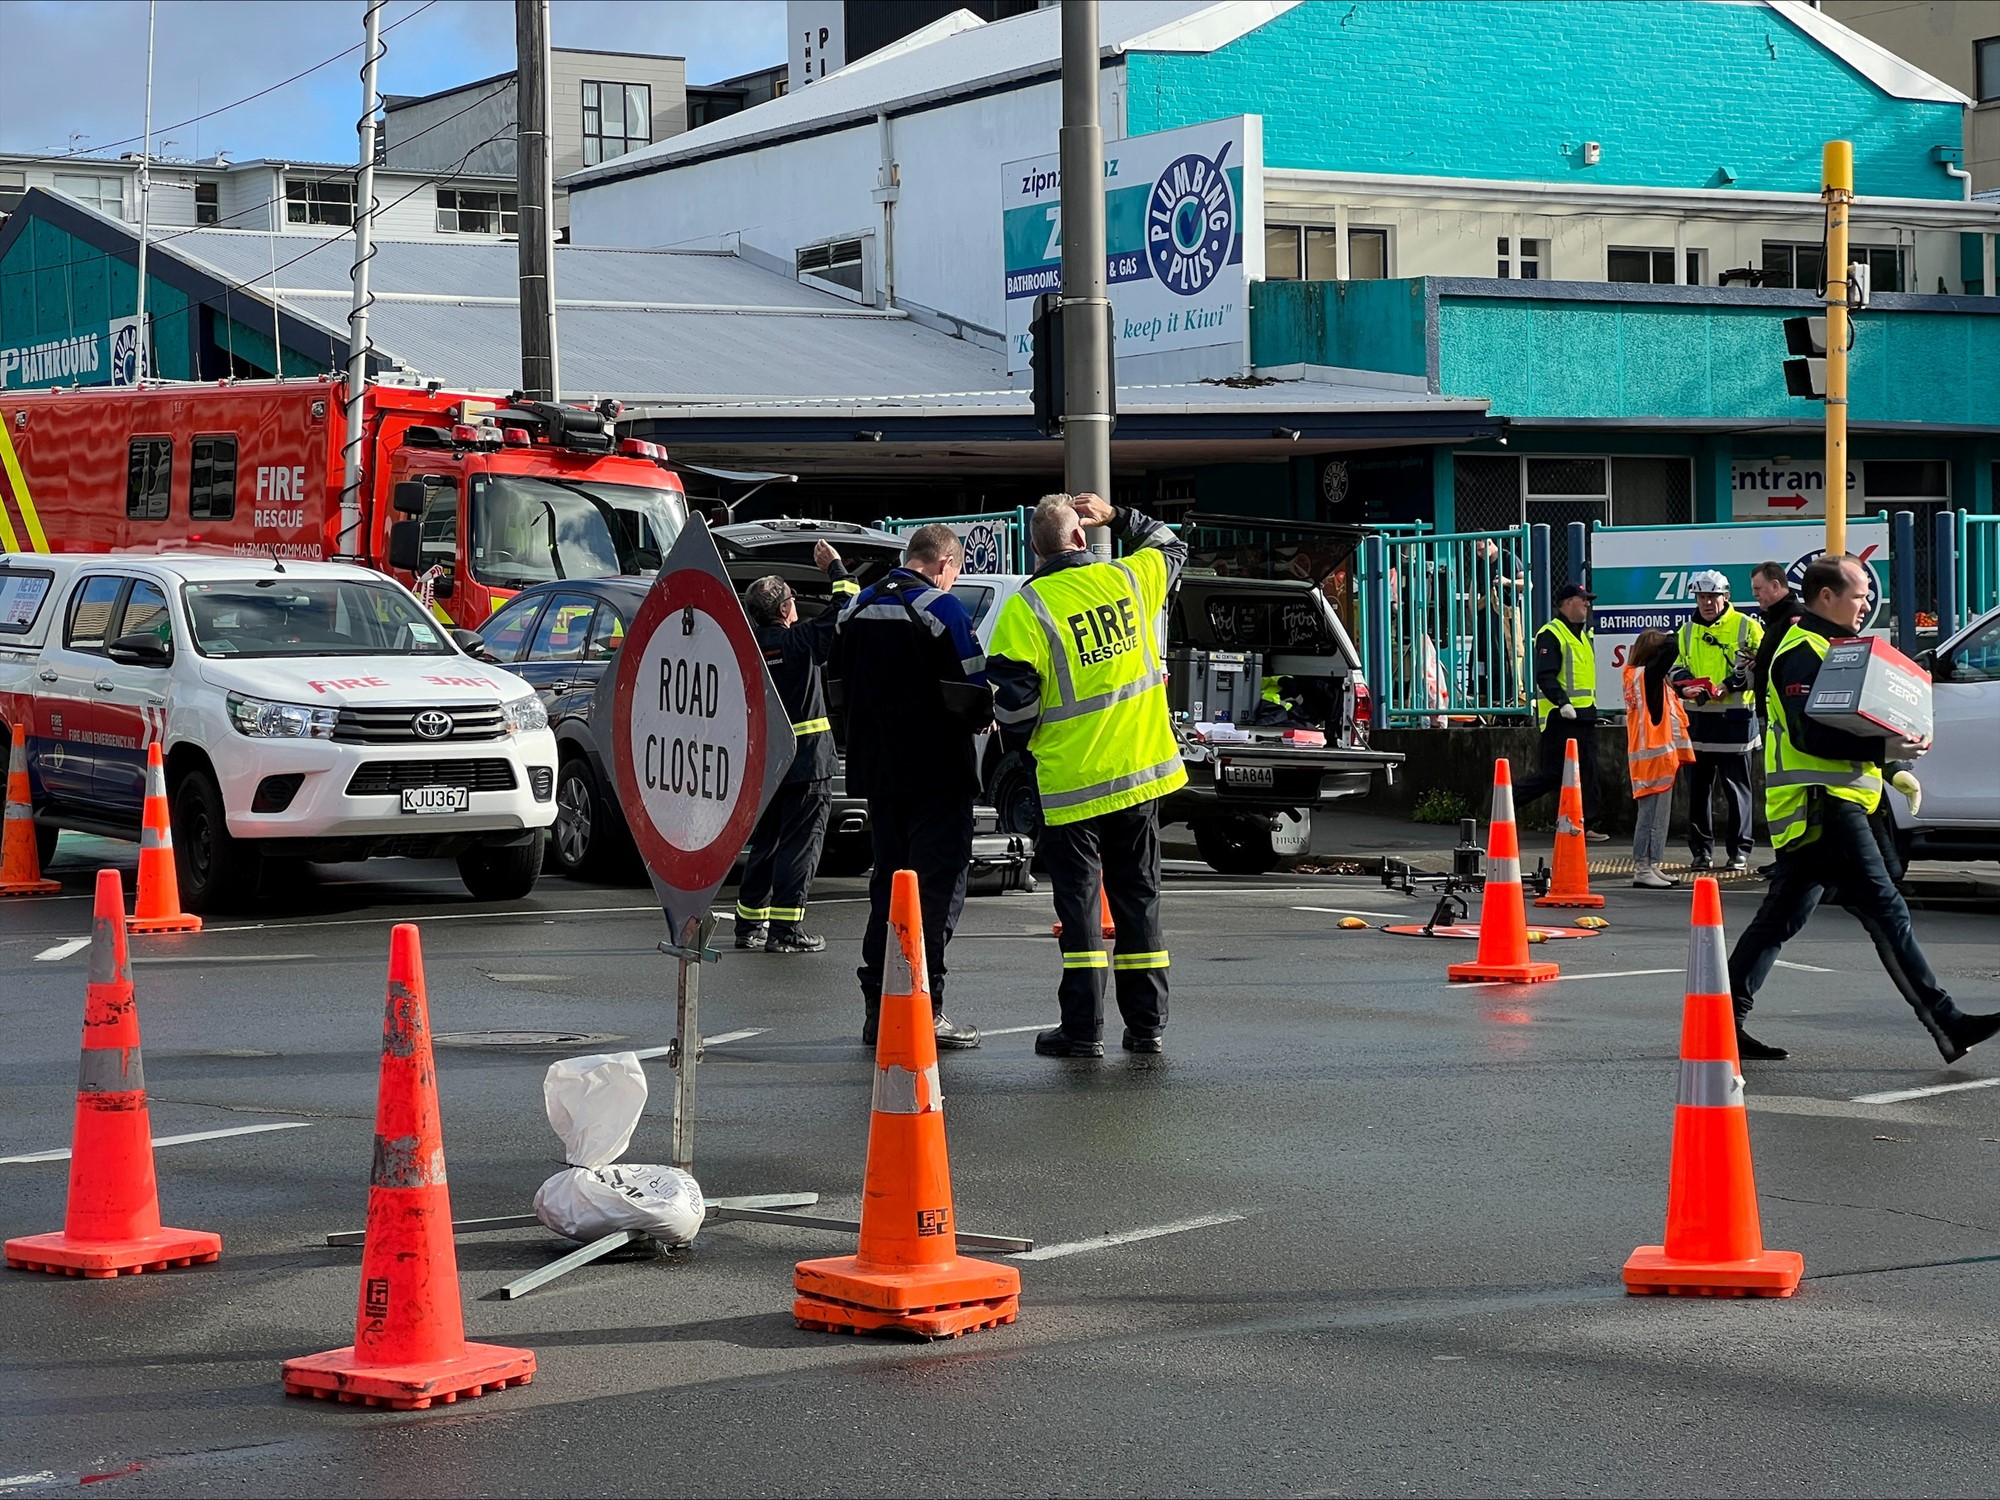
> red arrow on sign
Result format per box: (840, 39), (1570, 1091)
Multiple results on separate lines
(1767, 494), (1809, 511)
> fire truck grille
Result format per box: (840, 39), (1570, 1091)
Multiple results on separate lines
(346, 759), (519, 796)
(333, 704), (506, 743)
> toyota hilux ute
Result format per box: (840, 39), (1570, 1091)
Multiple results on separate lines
(950, 566), (1401, 874)
(0, 552), (557, 910)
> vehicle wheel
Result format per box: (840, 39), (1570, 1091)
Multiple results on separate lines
(990, 752), (1044, 838)
(1192, 814), (1282, 876)
(459, 834), (545, 901)
(171, 767), (262, 913)
(817, 832), (873, 877)
(35, 823), (59, 871)
(547, 758), (614, 879)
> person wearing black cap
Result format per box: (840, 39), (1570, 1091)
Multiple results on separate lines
(1513, 582), (1605, 835)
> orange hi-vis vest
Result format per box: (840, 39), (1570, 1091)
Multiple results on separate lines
(1624, 666), (1694, 798)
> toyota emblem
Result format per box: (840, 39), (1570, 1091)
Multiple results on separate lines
(412, 710), (453, 740)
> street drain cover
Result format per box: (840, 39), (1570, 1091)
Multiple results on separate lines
(433, 1030), (627, 1049)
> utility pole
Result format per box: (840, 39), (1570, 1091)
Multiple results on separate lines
(133, 0), (156, 381)
(1821, 140), (1852, 558)
(339, 0), (385, 560)
(1059, 0), (1112, 556)
(516, 0), (560, 401)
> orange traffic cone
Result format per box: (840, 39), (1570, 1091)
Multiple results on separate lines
(5, 870), (221, 1277)
(795, 869), (1021, 1339)
(1052, 885), (1116, 940)
(1535, 737), (1605, 910)
(0, 724), (59, 897)
(1448, 759), (1560, 984)
(1623, 878), (1802, 1298)
(282, 925), (535, 1408)
(128, 743), (200, 934)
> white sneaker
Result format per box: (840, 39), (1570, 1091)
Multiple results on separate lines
(1632, 866), (1676, 889)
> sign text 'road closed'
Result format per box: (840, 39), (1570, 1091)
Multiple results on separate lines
(629, 608), (748, 853)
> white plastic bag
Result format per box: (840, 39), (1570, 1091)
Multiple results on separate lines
(531, 1052), (704, 1246)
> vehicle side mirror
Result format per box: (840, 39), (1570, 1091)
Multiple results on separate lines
(433, 572), (455, 600)
(388, 520), (422, 572)
(107, 632), (172, 667)
(1927, 650), (1952, 683)
(449, 627), (494, 662)
(392, 481), (426, 516)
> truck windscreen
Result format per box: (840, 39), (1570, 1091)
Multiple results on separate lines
(184, 579), (457, 658)
(470, 475), (685, 588)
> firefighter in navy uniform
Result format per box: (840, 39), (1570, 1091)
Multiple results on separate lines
(987, 492), (1189, 1058)
(733, 540), (857, 954)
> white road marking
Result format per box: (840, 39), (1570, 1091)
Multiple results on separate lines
(1851, 1077), (2000, 1106)
(1294, 905), (1417, 921)
(1775, 959), (1836, 973)
(1010, 1211), (1247, 1261)
(1446, 967), (1680, 989)
(628, 1029), (769, 1061)
(1, 1120), (310, 1165)
(487, 973), (574, 983)
(982, 1024), (1048, 1037)
(133, 953), (314, 965)
(33, 938), (89, 962)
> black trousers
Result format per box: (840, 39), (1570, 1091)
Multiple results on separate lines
(1685, 750), (1753, 862)
(858, 789), (973, 1015)
(1729, 797), (1959, 1033)
(736, 778), (831, 933)
(1038, 800), (1169, 1041)
(1513, 714), (1601, 823)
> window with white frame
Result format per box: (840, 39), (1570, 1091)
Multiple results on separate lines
(286, 177), (354, 227)
(1496, 236), (1546, 279)
(0, 170), (26, 214)
(582, 81), (652, 166)
(436, 188), (517, 235)
(1262, 224), (1391, 281)
(796, 236), (870, 302)
(1607, 247), (1703, 285)
(194, 181), (218, 225)
(1454, 452), (1693, 580)
(1762, 239), (1904, 293)
(54, 172), (124, 219)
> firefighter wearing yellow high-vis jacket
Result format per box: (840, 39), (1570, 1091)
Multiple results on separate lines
(1669, 570), (1764, 872)
(988, 493), (1189, 1059)
(1726, 553), (2000, 1064)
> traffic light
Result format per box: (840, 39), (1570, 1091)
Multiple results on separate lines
(1030, 292), (1063, 438)
(1782, 316), (1828, 400)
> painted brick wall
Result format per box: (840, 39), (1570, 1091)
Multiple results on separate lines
(1126, 1), (1964, 199)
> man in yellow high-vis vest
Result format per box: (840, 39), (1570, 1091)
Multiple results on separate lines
(1727, 553), (2000, 1063)
(988, 493), (1188, 1058)
(1670, 570), (1763, 871)
(1513, 583), (1605, 836)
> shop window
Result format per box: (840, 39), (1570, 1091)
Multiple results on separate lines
(1607, 247), (1703, 285)
(1497, 237), (1546, 279)
(194, 181), (218, 225)
(796, 236), (869, 301)
(436, 188), (518, 235)
(1863, 460), (1949, 500)
(126, 438), (172, 521)
(582, 80), (652, 166)
(286, 178), (355, 227)
(1348, 228), (1389, 280)
(189, 436), (237, 520)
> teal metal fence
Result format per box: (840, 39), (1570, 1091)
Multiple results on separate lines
(1959, 512), (2000, 625)
(876, 509), (1030, 574)
(1360, 524), (1540, 724)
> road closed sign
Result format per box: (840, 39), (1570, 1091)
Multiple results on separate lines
(601, 516), (794, 939)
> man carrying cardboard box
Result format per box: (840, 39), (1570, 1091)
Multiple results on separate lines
(1728, 554), (2000, 1063)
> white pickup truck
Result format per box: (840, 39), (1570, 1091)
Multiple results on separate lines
(0, 553), (557, 909)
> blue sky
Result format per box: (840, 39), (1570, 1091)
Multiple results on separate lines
(3, 1), (787, 165)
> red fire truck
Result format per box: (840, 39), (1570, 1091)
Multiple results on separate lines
(0, 377), (687, 628)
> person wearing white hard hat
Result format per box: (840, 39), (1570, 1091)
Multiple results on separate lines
(1668, 569), (1763, 872)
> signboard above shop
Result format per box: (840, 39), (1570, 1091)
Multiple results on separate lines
(1726, 457), (1958, 521)
(1001, 115), (1263, 378)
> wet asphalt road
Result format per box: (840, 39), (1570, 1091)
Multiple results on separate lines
(5, 831), (2000, 1497)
